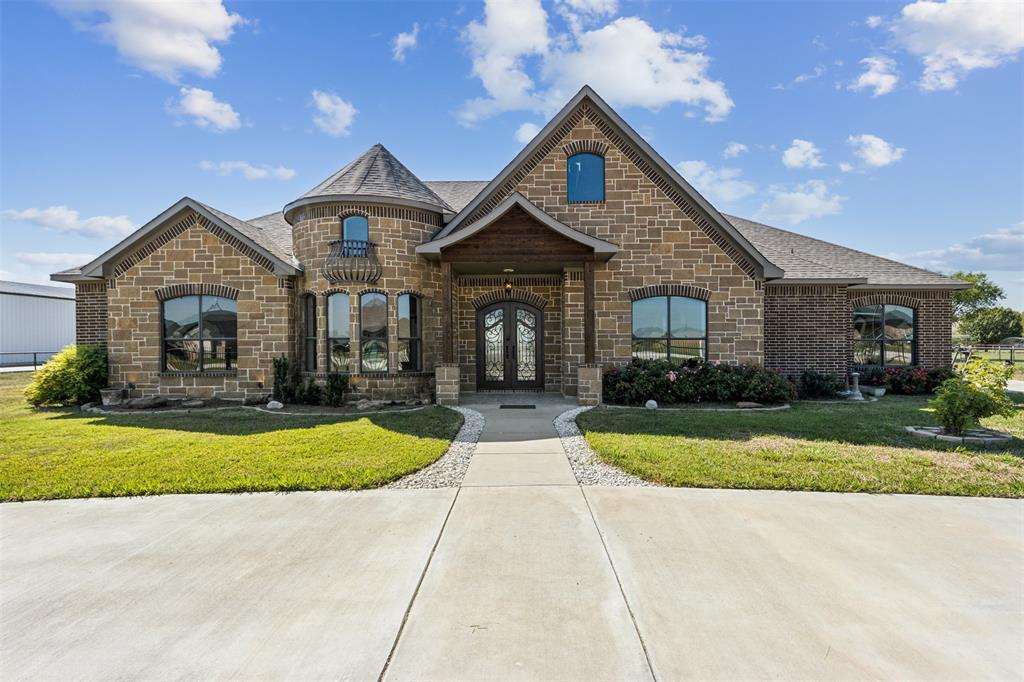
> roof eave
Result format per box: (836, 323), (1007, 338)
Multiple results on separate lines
(50, 272), (100, 283)
(849, 282), (972, 290)
(766, 277), (869, 285)
(283, 194), (448, 225)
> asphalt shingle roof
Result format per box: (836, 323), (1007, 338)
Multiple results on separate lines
(193, 201), (297, 267)
(725, 214), (962, 287)
(424, 181), (489, 213)
(299, 144), (452, 211)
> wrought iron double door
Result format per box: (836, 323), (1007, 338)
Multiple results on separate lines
(476, 301), (544, 390)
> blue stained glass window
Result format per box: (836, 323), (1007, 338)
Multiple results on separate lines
(567, 153), (605, 202)
(343, 215), (368, 242)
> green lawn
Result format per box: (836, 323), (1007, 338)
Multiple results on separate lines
(577, 397), (1024, 497)
(0, 373), (462, 502)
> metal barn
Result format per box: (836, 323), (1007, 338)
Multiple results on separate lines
(0, 281), (75, 367)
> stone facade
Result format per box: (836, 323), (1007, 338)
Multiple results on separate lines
(577, 365), (603, 406)
(104, 209), (291, 399)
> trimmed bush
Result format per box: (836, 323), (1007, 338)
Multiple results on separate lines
(797, 370), (844, 399)
(855, 365), (951, 395)
(603, 359), (796, 406)
(929, 358), (1013, 434)
(24, 345), (108, 407)
(324, 373), (349, 407)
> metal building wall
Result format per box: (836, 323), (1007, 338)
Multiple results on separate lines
(0, 294), (76, 366)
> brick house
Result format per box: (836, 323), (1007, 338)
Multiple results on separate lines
(52, 86), (966, 405)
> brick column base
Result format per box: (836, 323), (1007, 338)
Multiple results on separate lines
(435, 363), (460, 406)
(577, 365), (602, 406)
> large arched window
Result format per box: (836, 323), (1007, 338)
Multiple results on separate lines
(631, 296), (707, 362)
(360, 292), (388, 373)
(397, 293), (421, 371)
(327, 292), (350, 372)
(342, 215), (369, 256)
(162, 295), (237, 372)
(567, 152), (605, 202)
(853, 304), (915, 366)
(303, 294), (317, 372)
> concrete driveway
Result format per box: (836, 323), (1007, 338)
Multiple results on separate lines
(2, 398), (1022, 680)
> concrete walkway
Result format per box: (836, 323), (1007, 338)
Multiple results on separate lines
(2, 393), (1021, 680)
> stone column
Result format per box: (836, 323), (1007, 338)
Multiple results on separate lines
(577, 364), (602, 406)
(435, 363), (460, 406)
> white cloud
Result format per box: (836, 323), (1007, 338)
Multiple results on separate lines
(891, 0), (1024, 91)
(839, 162), (854, 173)
(15, 252), (97, 269)
(459, 2), (733, 125)
(199, 160), (296, 180)
(54, 0), (244, 82)
(515, 122), (542, 144)
(675, 160), (755, 205)
(782, 139), (825, 169)
(849, 55), (900, 96)
(2, 206), (136, 238)
(756, 180), (845, 225)
(392, 23), (420, 63)
(847, 133), (906, 168)
(311, 90), (357, 136)
(723, 142), (748, 159)
(895, 223), (1024, 271)
(866, 15), (884, 29)
(175, 87), (240, 132)
(556, 0), (618, 34)
(794, 63), (827, 83)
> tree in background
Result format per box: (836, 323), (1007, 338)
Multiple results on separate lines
(958, 307), (1024, 345)
(951, 271), (1004, 321)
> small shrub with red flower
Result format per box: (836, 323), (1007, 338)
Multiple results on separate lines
(602, 359), (796, 406)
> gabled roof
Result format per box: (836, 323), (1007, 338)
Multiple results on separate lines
(416, 192), (618, 260)
(432, 85), (783, 280)
(51, 197), (301, 282)
(0, 280), (75, 299)
(283, 144), (452, 222)
(726, 215), (968, 289)
(424, 181), (488, 212)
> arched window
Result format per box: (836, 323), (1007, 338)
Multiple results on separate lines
(397, 293), (421, 371)
(631, 296), (707, 362)
(303, 294), (317, 372)
(327, 292), (350, 373)
(360, 292), (388, 373)
(162, 295), (237, 372)
(567, 152), (605, 203)
(342, 215), (369, 256)
(853, 304), (915, 366)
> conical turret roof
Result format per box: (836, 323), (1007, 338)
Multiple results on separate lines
(289, 144), (452, 216)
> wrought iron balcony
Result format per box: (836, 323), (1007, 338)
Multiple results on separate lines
(322, 239), (382, 284)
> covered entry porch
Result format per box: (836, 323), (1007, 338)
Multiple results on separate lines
(416, 194), (617, 405)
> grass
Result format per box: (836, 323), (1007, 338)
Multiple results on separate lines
(577, 396), (1024, 498)
(0, 373), (462, 502)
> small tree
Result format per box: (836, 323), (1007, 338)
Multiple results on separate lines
(929, 358), (1013, 434)
(950, 271), (1004, 321)
(959, 307), (1024, 345)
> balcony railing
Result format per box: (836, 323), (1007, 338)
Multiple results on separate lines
(322, 239), (382, 284)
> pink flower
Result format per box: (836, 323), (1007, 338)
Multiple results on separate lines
(667, 370), (678, 383)
(713, 360), (721, 366)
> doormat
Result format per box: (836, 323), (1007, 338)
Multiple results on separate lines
(500, 405), (536, 409)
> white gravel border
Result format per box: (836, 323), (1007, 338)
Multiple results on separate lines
(386, 406), (484, 489)
(554, 407), (653, 487)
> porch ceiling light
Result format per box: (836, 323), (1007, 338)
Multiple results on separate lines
(503, 268), (515, 291)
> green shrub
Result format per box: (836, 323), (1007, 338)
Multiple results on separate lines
(299, 378), (322, 406)
(324, 373), (349, 407)
(854, 365), (951, 394)
(929, 358), (1014, 434)
(603, 359), (796, 406)
(271, 356), (291, 402)
(797, 370), (843, 399)
(24, 345), (108, 407)
(959, 306), (1023, 345)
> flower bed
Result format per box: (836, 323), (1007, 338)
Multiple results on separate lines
(602, 359), (796, 406)
(856, 366), (951, 395)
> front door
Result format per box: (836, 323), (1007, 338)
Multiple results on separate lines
(476, 301), (544, 390)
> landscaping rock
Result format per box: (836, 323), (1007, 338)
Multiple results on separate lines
(736, 401), (763, 409)
(266, 400), (284, 410)
(645, 400), (658, 409)
(126, 396), (168, 410)
(905, 425), (1013, 446)
(243, 395), (270, 406)
(387, 406), (484, 489)
(356, 399), (386, 411)
(555, 407), (653, 487)
(405, 399), (421, 406)
(99, 388), (124, 406)
(182, 399), (206, 409)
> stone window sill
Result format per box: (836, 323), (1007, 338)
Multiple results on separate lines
(160, 371), (238, 378)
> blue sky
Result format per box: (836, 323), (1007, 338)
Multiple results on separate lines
(1, 0), (1021, 307)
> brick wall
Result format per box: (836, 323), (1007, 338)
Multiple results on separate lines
(765, 285), (954, 376)
(74, 281), (107, 346)
(105, 209), (291, 399)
